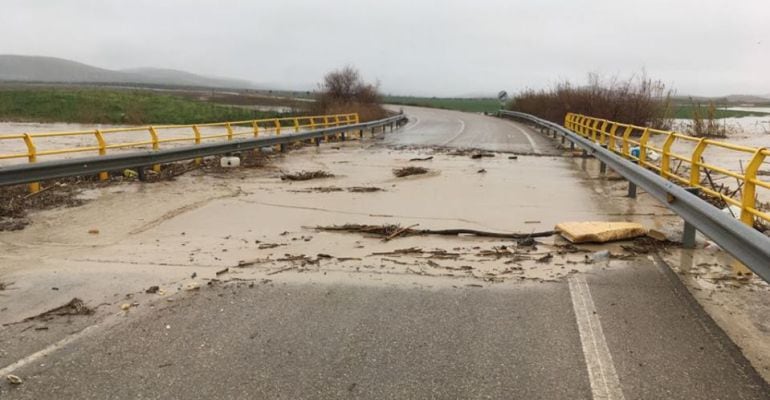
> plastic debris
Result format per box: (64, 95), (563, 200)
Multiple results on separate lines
(6, 375), (22, 385)
(220, 156), (241, 168)
(587, 250), (610, 263)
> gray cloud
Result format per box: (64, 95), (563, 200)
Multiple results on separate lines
(1, 0), (768, 96)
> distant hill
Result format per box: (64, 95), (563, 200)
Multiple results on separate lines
(0, 55), (256, 89)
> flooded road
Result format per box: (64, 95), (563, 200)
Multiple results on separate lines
(0, 107), (768, 398)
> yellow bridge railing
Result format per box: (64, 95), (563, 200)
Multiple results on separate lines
(565, 113), (770, 227)
(0, 113), (359, 192)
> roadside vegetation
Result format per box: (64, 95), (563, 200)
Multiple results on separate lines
(383, 96), (500, 114)
(312, 66), (387, 121)
(507, 73), (770, 137)
(0, 87), (283, 125)
(507, 73), (673, 128)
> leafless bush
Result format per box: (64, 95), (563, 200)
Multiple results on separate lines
(508, 72), (673, 129)
(313, 66), (387, 121)
(689, 99), (727, 137)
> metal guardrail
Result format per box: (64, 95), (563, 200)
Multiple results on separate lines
(564, 113), (770, 227)
(0, 113), (359, 192)
(0, 113), (407, 188)
(499, 110), (770, 283)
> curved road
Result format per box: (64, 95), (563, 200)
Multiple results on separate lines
(384, 105), (556, 154)
(1, 107), (767, 399)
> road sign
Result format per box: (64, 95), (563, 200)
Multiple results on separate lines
(497, 90), (508, 102)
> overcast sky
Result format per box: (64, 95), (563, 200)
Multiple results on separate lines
(1, 0), (768, 97)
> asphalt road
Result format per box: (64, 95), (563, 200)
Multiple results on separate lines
(1, 107), (767, 399)
(382, 105), (558, 154)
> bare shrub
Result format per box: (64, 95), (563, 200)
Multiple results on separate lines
(508, 72), (673, 129)
(688, 99), (726, 137)
(313, 66), (387, 121)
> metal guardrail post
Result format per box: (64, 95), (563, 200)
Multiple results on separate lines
(192, 125), (202, 165)
(682, 187), (701, 248)
(94, 129), (108, 181)
(599, 145), (607, 174)
(660, 133), (676, 179)
(148, 127), (161, 173)
(22, 133), (40, 193)
(690, 139), (708, 187)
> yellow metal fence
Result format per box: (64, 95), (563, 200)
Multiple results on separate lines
(1, 113), (359, 192)
(564, 113), (770, 227)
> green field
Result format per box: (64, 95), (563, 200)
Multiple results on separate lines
(384, 96), (501, 114)
(670, 104), (770, 119)
(0, 88), (283, 125)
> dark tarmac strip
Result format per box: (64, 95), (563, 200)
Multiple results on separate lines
(2, 259), (767, 399)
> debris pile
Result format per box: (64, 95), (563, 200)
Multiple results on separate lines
(280, 170), (335, 181)
(23, 298), (94, 322)
(314, 223), (556, 240)
(393, 166), (429, 177)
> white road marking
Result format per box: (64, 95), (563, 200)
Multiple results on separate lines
(508, 122), (541, 154)
(0, 323), (102, 376)
(403, 115), (421, 132)
(441, 118), (466, 146)
(568, 275), (625, 400)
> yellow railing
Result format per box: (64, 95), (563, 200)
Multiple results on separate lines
(1, 113), (359, 192)
(565, 113), (770, 227)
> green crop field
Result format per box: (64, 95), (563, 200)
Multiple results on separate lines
(384, 96), (501, 114)
(0, 88), (282, 125)
(670, 104), (770, 119)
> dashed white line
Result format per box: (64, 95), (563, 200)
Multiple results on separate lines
(568, 275), (625, 400)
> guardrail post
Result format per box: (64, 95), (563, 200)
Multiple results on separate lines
(627, 181), (637, 198)
(94, 129), (108, 181)
(608, 123), (618, 152)
(22, 133), (40, 193)
(741, 148), (766, 226)
(638, 128), (651, 167)
(660, 133), (676, 179)
(252, 121), (260, 137)
(149, 127), (161, 173)
(599, 145), (607, 174)
(690, 139), (708, 187)
(682, 187), (701, 248)
(225, 122), (234, 141)
(274, 119), (282, 151)
(621, 126), (633, 157)
(192, 125), (202, 165)
(598, 120), (608, 145)
(293, 118), (300, 133)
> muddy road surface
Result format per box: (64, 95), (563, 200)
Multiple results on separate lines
(0, 107), (768, 399)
